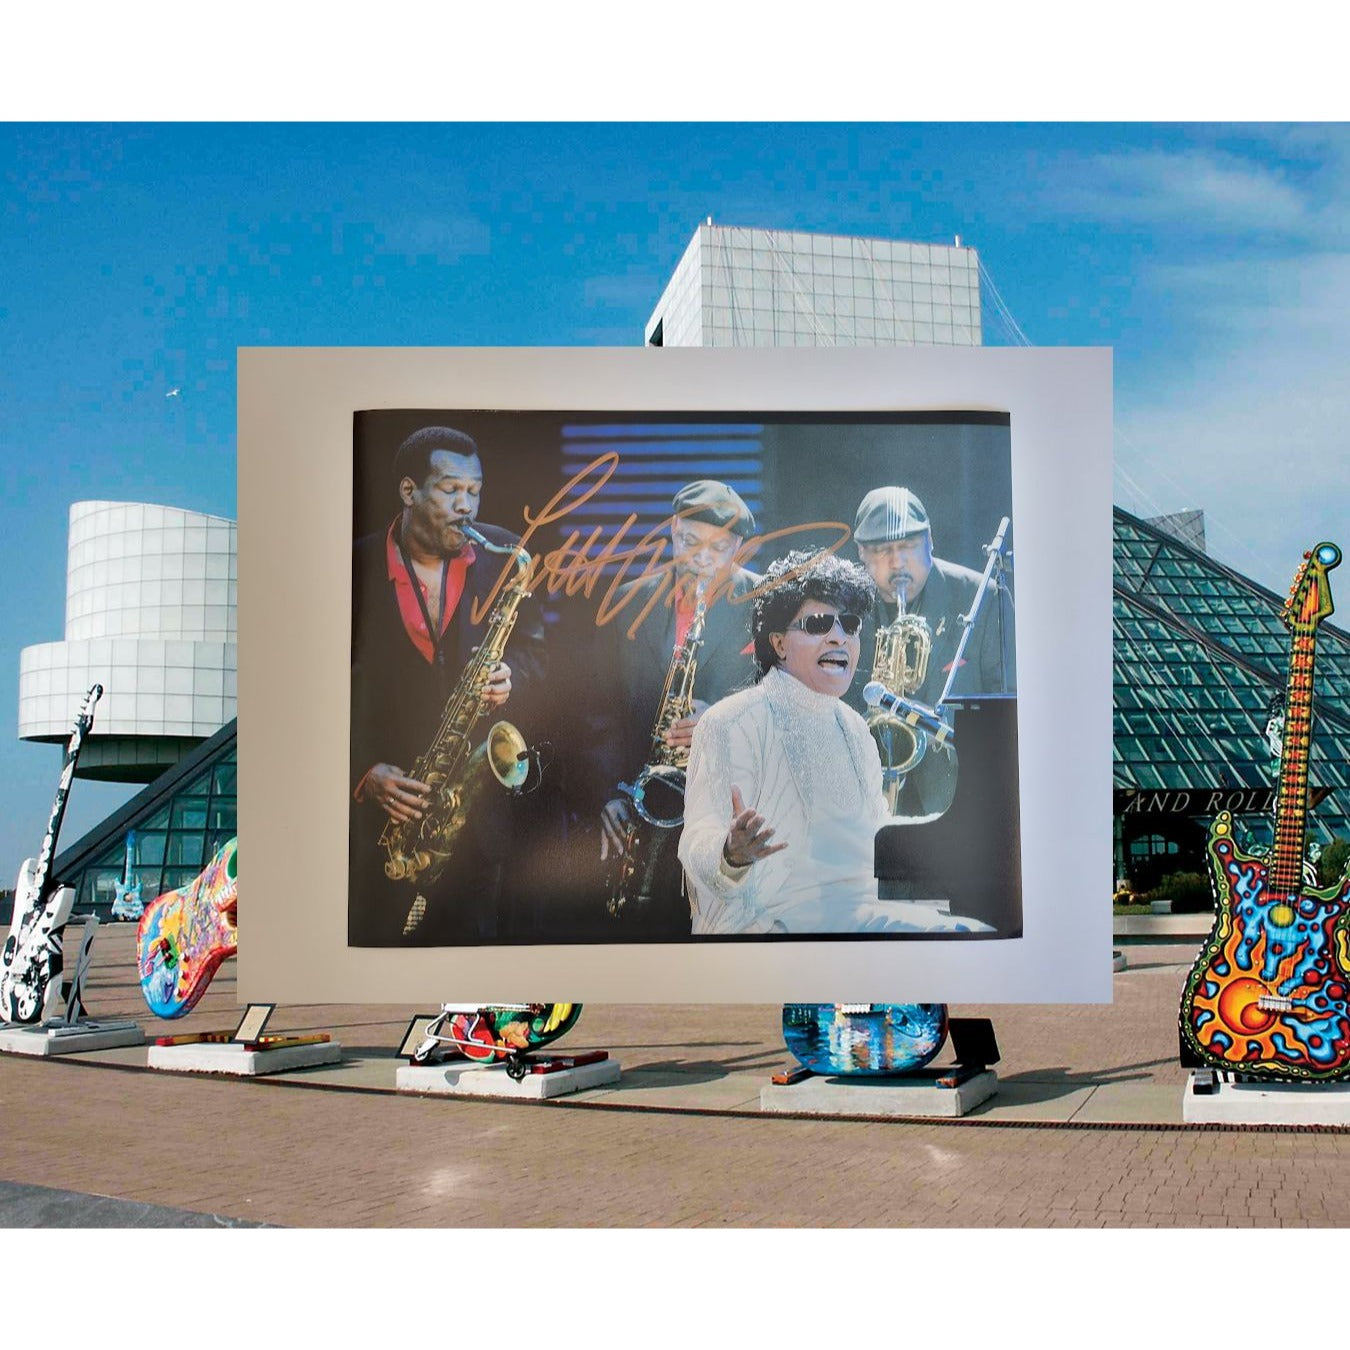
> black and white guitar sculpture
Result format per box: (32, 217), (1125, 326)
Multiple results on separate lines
(1, 684), (102, 1024)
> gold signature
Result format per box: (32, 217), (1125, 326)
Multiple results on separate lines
(468, 451), (852, 637)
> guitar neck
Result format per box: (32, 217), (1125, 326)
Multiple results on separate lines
(28, 686), (101, 906)
(1270, 630), (1315, 895)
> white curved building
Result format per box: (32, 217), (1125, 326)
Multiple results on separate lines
(18, 501), (237, 781)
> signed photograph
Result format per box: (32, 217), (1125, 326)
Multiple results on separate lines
(348, 410), (1020, 948)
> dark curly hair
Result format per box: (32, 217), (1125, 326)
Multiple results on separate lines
(751, 549), (877, 677)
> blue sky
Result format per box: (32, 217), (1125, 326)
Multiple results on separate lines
(2, 120), (1347, 879)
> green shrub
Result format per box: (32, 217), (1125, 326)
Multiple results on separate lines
(1155, 870), (1214, 913)
(1317, 838), (1350, 889)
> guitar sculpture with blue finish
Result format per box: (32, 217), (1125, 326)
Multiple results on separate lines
(782, 1003), (948, 1076)
(110, 831), (144, 921)
(1180, 543), (1350, 1081)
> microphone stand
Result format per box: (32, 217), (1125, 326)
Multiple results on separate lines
(936, 516), (1011, 710)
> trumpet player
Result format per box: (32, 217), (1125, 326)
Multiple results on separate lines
(349, 425), (546, 946)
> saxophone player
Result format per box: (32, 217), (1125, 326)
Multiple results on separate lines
(585, 480), (761, 939)
(349, 426), (546, 946)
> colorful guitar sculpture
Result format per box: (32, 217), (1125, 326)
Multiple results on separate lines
(783, 1003), (949, 1076)
(412, 1003), (581, 1077)
(1, 685), (102, 1025)
(1180, 543), (1350, 1082)
(137, 836), (238, 1019)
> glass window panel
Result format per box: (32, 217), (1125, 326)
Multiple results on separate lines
(166, 832), (206, 868)
(209, 799), (237, 830)
(161, 868), (200, 894)
(137, 831), (167, 865)
(133, 801), (172, 832)
(171, 798), (210, 830)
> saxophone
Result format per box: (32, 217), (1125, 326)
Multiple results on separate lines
(607, 588), (707, 918)
(382, 524), (534, 936)
(866, 596), (948, 814)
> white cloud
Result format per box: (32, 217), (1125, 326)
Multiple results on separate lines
(1115, 252), (1350, 592)
(1045, 148), (1311, 234)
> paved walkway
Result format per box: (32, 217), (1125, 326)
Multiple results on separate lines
(2, 925), (1349, 1227)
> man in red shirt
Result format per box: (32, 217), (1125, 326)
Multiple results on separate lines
(349, 426), (545, 946)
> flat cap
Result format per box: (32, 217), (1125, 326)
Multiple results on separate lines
(853, 486), (931, 544)
(671, 479), (756, 539)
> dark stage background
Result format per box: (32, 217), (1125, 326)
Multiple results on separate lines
(351, 410), (1019, 943)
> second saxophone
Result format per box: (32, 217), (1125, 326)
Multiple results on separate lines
(607, 590), (707, 919)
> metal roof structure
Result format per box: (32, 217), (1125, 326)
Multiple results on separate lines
(1113, 507), (1350, 845)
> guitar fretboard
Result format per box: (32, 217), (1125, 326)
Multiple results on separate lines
(1271, 629), (1316, 896)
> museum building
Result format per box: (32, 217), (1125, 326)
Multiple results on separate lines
(15, 501), (238, 916)
(1113, 507), (1350, 887)
(19, 226), (1350, 917)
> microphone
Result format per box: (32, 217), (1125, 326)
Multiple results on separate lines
(862, 683), (955, 747)
(863, 681), (899, 711)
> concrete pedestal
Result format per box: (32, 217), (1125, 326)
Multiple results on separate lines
(1183, 1071), (1350, 1126)
(397, 1056), (621, 1100)
(0, 1019), (145, 1057)
(148, 1039), (342, 1076)
(761, 1068), (998, 1118)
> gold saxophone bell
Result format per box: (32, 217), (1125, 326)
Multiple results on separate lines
(867, 604), (933, 811)
(485, 720), (529, 791)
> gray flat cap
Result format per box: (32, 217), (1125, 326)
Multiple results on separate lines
(854, 486), (931, 544)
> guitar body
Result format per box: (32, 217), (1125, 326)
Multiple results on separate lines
(0, 863), (75, 1024)
(110, 878), (144, 921)
(414, 1003), (582, 1064)
(783, 1003), (949, 1076)
(1180, 813), (1350, 1081)
(137, 837), (238, 1019)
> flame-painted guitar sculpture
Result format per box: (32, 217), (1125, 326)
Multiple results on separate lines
(783, 1003), (948, 1076)
(137, 836), (238, 1018)
(1, 684), (102, 1024)
(1180, 542), (1350, 1082)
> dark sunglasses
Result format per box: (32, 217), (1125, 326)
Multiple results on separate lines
(786, 611), (863, 637)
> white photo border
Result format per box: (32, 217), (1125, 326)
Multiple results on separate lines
(238, 345), (1111, 1003)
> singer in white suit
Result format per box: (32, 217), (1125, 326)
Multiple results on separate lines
(677, 551), (992, 937)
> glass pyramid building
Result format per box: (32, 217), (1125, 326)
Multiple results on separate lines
(49, 719), (237, 918)
(1114, 508), (1350, 883)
